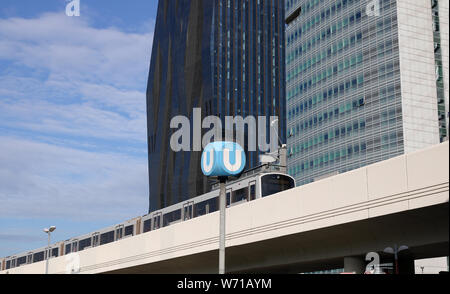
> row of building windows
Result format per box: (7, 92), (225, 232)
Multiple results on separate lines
(289, 141), (368, 176)
(288, 73), (364, 118)
(287, 28), (362, 66)
(287, 56), (364, 99)
(288, 49), (398, 117)
(287, 48), (363, 83)
(289, 130), (402, 177)
(287, 39), (364, 80)
(287, 0), (359, 45)
(431, 0), (448, 141)
(287, 58), (364, 99)
(289, 118), (367, 155)
(289, 96), (365, 137)
(286, 0), (322, 15)
(287, 6), (362, 51)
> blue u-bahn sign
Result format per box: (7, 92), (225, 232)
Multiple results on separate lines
(201, 142), (246, 177)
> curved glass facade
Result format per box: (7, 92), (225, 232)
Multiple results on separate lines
(286, 0), (404, 186)
(147, 0), (286, 212)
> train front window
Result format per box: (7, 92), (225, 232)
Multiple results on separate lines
(261, 174), (295, 197)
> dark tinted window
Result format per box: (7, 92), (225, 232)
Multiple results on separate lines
(100, 231), (115, 245)
(17, 256), (27, 267)
(65, 244), (71, 254)
(163, 210), (181, 227)
(194, 198), (218, 217)
(232, 187), (248, 203)
(143, 219), (151, 233)
(51, 248), (59, 257)
(33, 251), (45, 263)
(261, 174), (295, 197)
(125, 225), (134, 236)
(250, 184), (256, 201)
(79, 238), (92, 251)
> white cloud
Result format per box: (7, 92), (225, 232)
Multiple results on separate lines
(0, 12), (153, 89)
(0, 12), (153, 146)
(0, 136), (148, 221)
(0, 11), (154, 225)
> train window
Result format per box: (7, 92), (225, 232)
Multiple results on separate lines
(125, 225), (134, 237)
(6, 260), (11, 269)
(100, 231), (114, 245)
(194, 201), (208, 217)
(51, 248), (59, 257)
(163, 209), (181, 227)
(226, 192), (231, 207)
(16, 256), (27, 267)
(143, 219), (151, 233)
(249, 183), (256, 201)
(261, 174), (295, 197)
(194, 198), (218, 217)
(232, 187), (249, 204)
(33, 251), (45, 263)
(65, 243), (71, 254)
(79, 238), (92, 251)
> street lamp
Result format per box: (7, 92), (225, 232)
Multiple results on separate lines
(384, 244), (408, 274)
(43, 226), (56, 274)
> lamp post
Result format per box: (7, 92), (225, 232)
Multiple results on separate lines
(218, 176), (227, 275)
(44, 226), (56, 274)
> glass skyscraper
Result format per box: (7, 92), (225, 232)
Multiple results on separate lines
(147, 0), (286, 212)
(285, 0), (449, 186)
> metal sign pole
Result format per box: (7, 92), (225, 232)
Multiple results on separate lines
(201, 142), (245, 275)
(219, 176), (227, 274)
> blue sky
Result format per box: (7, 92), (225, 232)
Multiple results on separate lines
(0, 1), (158, 257)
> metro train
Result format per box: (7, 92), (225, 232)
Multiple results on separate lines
(0, 166), (295, 272)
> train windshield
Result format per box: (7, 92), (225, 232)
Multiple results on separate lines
(261, 174), (295, 197)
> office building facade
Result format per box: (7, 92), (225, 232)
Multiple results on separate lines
(147, 0), (286, 212)
(285, 0), (449, 186)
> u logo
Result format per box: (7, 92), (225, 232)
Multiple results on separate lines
(223, 148), (242, 172)
(202, 149), (214, 173)
(201, 142), (246, 177)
